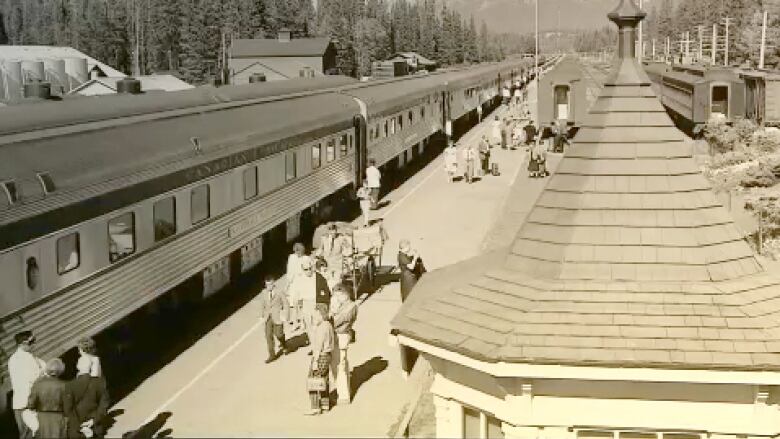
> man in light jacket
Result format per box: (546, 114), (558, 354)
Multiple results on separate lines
(8, 330), (44, 439)
(258, 275), (290, 363)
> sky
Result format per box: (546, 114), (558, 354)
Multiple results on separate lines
(442, 0), (664, 34)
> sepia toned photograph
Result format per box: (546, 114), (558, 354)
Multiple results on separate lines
(1, 0), (780, 437)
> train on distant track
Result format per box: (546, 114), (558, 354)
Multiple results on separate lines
(0, 55), (557, 404)
(643, 61), (780, 133)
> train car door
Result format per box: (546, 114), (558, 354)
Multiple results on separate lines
(554, 84), (570, 122)
(21, 245), (43, 303)
(711, 85), (729, 118)
(354, 115), (367, 188)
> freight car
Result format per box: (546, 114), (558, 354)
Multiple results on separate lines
(0, 57), (532, 409)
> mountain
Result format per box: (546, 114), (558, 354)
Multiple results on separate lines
(442, 0), (662, 35)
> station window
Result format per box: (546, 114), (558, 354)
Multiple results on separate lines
(153, 197), (176, 242)
(286, 151), (298, 181)
(326, 139), (336, 162)
(462, 406), (504, 439)
(37, 172), (56, 194)
(108, 212), (135, 263)
(312, 144), (322, 169)
(340, 134), (348, 156)
(56, 232), (80, 274)
(1, 180), (19, 204)
(191, 184), (210, 224)
(243, 166), (258, 200)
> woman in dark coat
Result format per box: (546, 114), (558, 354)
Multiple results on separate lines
(398, 240), (424, 301)
(28, 358), (73, 438)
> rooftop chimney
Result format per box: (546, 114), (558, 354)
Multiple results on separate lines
(278, 29), (292, 43)
(607, 0), (646, 59)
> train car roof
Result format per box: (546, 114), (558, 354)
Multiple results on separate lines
(0, 75), (357, 137)
(0, 92), (359, 248)
(339, 74), (446, 118)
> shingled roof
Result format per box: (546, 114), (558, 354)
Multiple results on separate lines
(391, 0), (780, 372)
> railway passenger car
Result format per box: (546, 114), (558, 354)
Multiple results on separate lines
(537, 55), (589, 129)
(0, 57), (531, 409)
(741, 70), (780, 126)
(642, 61), (745, 133)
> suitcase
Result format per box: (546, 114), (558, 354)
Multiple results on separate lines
(491, 163), (500, 176)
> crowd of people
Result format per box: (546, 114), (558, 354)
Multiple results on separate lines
(8, 334), (110, 438)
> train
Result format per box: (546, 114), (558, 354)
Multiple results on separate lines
(643, 61), (780, 133)
(0, 55), (557, 406)
(537, 55), (592, 132)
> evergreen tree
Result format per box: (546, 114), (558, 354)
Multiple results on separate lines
(463, 15), (478, 63)
(0, 12), (8, 44)
(478, 20), (490, 61)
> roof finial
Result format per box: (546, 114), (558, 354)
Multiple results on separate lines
(608, 0), (646, 59)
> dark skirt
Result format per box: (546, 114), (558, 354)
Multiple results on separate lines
(528, 157), (539, 172)
(400, 269), (417, 301)
(37, 412), (68, 438)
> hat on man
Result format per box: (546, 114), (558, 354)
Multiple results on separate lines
(14, 330), (34, 345)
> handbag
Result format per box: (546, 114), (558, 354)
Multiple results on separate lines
(307, 375), (328, 392)
(414, 258), (427, 277)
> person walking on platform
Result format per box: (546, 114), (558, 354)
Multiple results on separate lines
(286, 243), (308, 329)
(523, 121), (537, 147)
(552, 121), (570, 153)
(27, 358), (73, 439)
(77, 337), (102, 379)
(357, 182), (372, 228)
(398, 240), (425, 301)
(330, 285), (358, 403)
(491, 116), (501, 148)
(463, 144), (478, 184)
(478, 135), (490, 177)
(67, 355), (110, 438)
(501, 85), (511, 106)
(365, 159), (381, 210)
(533, 137), (550, 178)
(501, 119), (509, 150)
(258, 275), (290, 363)
(306, 307), (335, 416)
(444, 142), (458, 183)
(8, 330), (45, 439)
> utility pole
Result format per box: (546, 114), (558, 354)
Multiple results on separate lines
(685, 31), (691, 61)
(760, 10), (768, 69)
(638, 0), (644, 60)
(557, 6), (560, 55)
(698, 25), (704, 62)
(133, 0), (140, 77)
(711, 23), (717, 65)
(666, 36), (670, 62)
(723, 17), (732, 66)
(535, 0), (538, 104)
(652, 38), (656, 61)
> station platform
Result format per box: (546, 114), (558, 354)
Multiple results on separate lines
(107, 83), (549, 438)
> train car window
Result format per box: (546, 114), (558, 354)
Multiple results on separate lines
(191, 184), (210, 224)
(340, 135), (348, 156)
(390, 119), (396, 135)
(1, 180), (19, 204)
(326, 139), (336, 162)
(712, 86), (729, 116)
(312, 144), (322, 169)
(398, 115), (403, 130)
(408, 111), (413, 125)
(420, 106), (425, 119)
(243, 166), (258, 200)
(286, 151), (298, 181)
(56, 233), (80, 274)
(108, 212), (136, 263)
(26, 257), (39, 291)
(384, 121), (389, 137)
(153, 197), (176, 242)
(36, 173), (56, 194)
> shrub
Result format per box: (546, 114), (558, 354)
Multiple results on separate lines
(740, 161), (778, 188)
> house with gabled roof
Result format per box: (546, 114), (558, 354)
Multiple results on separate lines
(390, 1), (780, 438)
(228, 30), (338, 83)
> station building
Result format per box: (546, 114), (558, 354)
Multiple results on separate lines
(391, 1), (780, 438)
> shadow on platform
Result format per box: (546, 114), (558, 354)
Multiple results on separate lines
(350, 356), (388, 398)
(121, 411), (172, 439)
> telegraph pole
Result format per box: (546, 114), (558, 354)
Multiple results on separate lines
(698, 25), (704, 62)
(723, 17), (732, 66)
(535, 0), (539, 99)
(666, 36), (670, 62)
(652, 38), (656, 61)
(760, 10), (768, 69)
(638, 0), (644, 60)
(711, 23), (717, 64)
